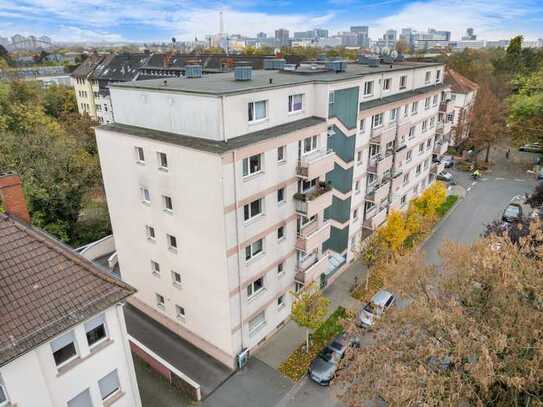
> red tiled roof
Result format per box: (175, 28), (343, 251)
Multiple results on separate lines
(0, 215), (135, 367)
(445, 68), (479, 94)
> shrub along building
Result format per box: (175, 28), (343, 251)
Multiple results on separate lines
(0, 173), (142, 407)
(95, 57), (448, 369)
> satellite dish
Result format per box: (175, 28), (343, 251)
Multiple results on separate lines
(391, 50), (398, 58)
(382, 47), (390, 56)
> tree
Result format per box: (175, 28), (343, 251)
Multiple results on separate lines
(395, 39), (410, 55)
(376, 210), (409, 256)
(290, 283), (330, 353)
(468, 83), (508, 162)
(43, 84), (78, 118)
(412, 181), (448, 219)
(334, 226), (543, 406)
(526, 182), (543, 208)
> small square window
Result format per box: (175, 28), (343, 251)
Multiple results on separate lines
(85, 314), (107, 348)
(277, 295), (285, 308)
(163, 195), (173, 212)
(245, 238), (263, 261)
(242, 154), (263, 177)
(288, 94), (303, 113)
(244, 198), (263, 221)
(247, 276), (264, 298)
(401, 194), (407, 206)
(51, 331), (77, 367)
(158, 152), (168, 169)
(277, 225), (285, 240)
(146, 225), (156, 240)
(277, 262), (284, 275)
(175, 305), (185, 320)
(353, 208), (358, 220)
(156, 293), (165, 309)
(151, 260), (160, 276)
(141, 187), (151, 204)
(277, 187), (285, 204)
(98, 369), (120, 401)
(67, 389), (92, 407)
(400, 75), (407, 89)
(172, 271), (182, 286)
(277, 145), (286, 162)
(167, 234), (178, 250)
(248, 100), (267, 122)
(135, 146), (145, 163)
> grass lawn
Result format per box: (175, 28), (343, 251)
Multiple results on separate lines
(278, 307), (346, 382)
(437, 195), (459, 218)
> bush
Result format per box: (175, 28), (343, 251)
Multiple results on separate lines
(437, 195), (459, 217)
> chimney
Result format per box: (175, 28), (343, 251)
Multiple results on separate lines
(0, 173), (30, 223)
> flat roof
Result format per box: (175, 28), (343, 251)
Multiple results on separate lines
(111, 61), (444, 96)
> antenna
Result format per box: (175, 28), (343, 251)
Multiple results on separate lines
(219, 11), (224, 35)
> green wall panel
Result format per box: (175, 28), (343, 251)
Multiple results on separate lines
(324, 225), (350, 254)
(327, 125), (356, 163)
(325, 195), (351, 224)
(326, 164), (353, 194)
(328, 87), (360, 130)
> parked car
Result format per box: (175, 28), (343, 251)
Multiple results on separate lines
(437, 171), (453, 182)
(358, 289), (396, 327)
(308, 334), (352, 385)
(502, 203), (523, 223)
(537, 168), (543, 180)
(441, 155), (454, 168)
(519, 143), (543, 153)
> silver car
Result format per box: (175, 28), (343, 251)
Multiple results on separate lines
(308, 334), (351, 385)
(358, 289), (396, 327)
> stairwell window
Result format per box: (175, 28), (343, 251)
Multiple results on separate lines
(277, 295), (285, 309)
(353, 208), (359, 220)
(245, 238), (264, 261)
(157, 152), (168, 170)
(156, 293), (165, 310)
(408, 126), (416, 140)
(359, 118), (365, 133)
(247, 276), (264, 298)
(248, 100), (267, 122)
(175, 305), (185, 321)
(244, 198), (263, 222)
(288, 94), (303, 113)
(151, 260), (160, 276)
(135, 146), (145, 163)
(425, 71), (431, 83)
(167, 234), (178, 251)
(363, 80), (374, 96)
(371, 112), (384, 128)
(277, 187), (285, 204)
(172, 271), (182, 287)
(162, 194), (173, 212)
(277, 225), (285, 241)
(277, 146), (286, 163)
(382, 78), (391, 91)
(400, 75), (407, 89)
(141, 187), (151, 204)
(406, 150), (412, 162)
(145, 225), (156, 241)
(277, 262), (284, 276)
(411, 101), (418, 115)
(242, 154), (263, 177)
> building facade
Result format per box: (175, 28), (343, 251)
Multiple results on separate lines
(95, 60), (446, 369)
(0, 174), (141, 407)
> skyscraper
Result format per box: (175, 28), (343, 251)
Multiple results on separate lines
(275, 28), (290, 47)
(350, 26), (369, 48)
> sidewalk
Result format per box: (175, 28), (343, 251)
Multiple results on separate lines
(254, 261), (364, 370)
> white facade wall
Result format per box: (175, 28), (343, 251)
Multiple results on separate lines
(0, 306), (141, 407)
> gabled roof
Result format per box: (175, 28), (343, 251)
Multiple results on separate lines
(92, 53), (151, 82)
(0, 215), (135, 367)
(70, 54), (108, 78)
(445, 68), (479, 94)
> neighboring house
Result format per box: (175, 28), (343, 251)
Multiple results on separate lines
(443, 68), (479, 146)
(71, 54), (108, 119)
(95, 59), (446, 369)
(0, 173), (142, 407)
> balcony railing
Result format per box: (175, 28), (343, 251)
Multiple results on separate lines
(295, 255), (329, 285)
(363, 205), (388, 230)
(365, 180), (390, 203)
(294, 182), (333, 217)
(296, 149), (335, 179)
(296, 221), (331, 253)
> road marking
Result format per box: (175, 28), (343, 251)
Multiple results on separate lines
(482, 177), (489, 181)
(471, 181), (477, 186)
(467, 187), (472, 192)
(514, 178), (525, 182)
(496, 177), (505, 180)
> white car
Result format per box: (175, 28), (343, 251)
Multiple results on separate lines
(437, 171), (453, 182)
(358, 289), (396, 327)
(441, 155), (454, 168)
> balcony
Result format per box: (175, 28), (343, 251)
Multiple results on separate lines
(363, 205), (388, 230)
(391, 171), (404, 193)
(295, 255), (329, 285)
(433, 140), (449, 156)
(294, 182), (333, 218)
(367, 152), (394, 178)
(431, 161), (445, 175)
(296, 149), (336, 179)
(296, 221), (331, 253)
(365, 180), (390, 204)
(370, 124), (396, 146)
(439, 100), (454, 114)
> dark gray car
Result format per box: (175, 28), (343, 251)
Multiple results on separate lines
(308, 334), (350, 385)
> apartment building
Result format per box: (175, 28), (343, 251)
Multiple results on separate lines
(443, 68), (479, 146)
(95, 59), (445, 368)
(0, 174), (141, 407)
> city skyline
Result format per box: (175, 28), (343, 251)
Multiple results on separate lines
(0, 0), (541, 44)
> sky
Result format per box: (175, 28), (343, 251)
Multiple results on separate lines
(0, 0), (542, 43)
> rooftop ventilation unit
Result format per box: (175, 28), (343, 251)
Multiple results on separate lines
(234, 63), (252, 81)
(184, 65), (202, 78)
(326, 60), (347, 73)
(367, 57), (380, 67)
(263, 58), (286, 70)
(382, 55), (395, 64)
(396, 53), (405, 62)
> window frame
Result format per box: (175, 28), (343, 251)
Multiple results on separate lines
(411, 101), (418, 115)
(135, 146), (145, 163)
(156, 293), (165, 310)
(146, 225), (156, 241)
(248, 311), (266, 335)
(247, 276), (265, 298)
(288, 94), (304, 113)
(243, 198), (263, 222)
(171, 270), (182, 287)
(151, 260), (160, 276)
(167, 234), (178, 251)
(248, 100), (268, 123)
(98, 369), (121, 402)
(277, 187), (285, 204)
(302, 135), (319, 155)
(425, 71), (431, 83)
(51, 331), (78, 368)
(399, 75), (407, 89)
(85, 314), (108, 349)
(175, 305), (186, 320)
(277, 145), (286, 163)
(363, 80), (374, 96)
(242, 154), (263, 177)
(157, 151), (168, 170)
(277, 294), (285, 309)
(162, 194), (173, 212)
(277, 225), (285, 241)
(371, 112), (384, 128)
(382, 78), (391, 91)
(141, 187), (151, 204)
(245, 238), (264, 261)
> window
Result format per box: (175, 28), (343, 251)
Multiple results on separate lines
(355, 180), (360, 193)
(162, 195), (173, 212)
(51, 331), (77, 367)
(242, 154), (262, 177)
(145, 225), (156, 240)
(390, 108), (398, 122)
(247, 276), (264, 298)
(277, 187), (285, 204)
(151, 260), (160, 276)
(67, 389), (92, 407)
(363, 81), (374, 96)
(416, 163), (422, 175)
(400, 194), (407, 206)
(288, 94), (303, 113)
(425, 97), (431, 110)
(430, 117), (436, 127)
(175, 305), (185, 320)
(135, 147), (145, 163)
(400, 75), (407, 89)
(249, 311), (266, 335)
(277, 262), (284, 275)
(245, 238), (263, 261)
(277, 146), (286, 162)
(244, 198), (263, 221)
(98, 370), (120, 401)
(403, 104), (409, 117)
(369, 144), (380, 157)
(167, 234), (178, 250)
(277, 225), (285, 240)
(403, 172), (410, 184)
(436, 69), (441, 82)
(451, 94), (456, 101)
(158, 152), (168, 169)
(248, 100), (267, 122)
(422, 120), (428, 132)
(423, 158), (430, 169)
(447, 112), (455, 122)
(411, 101), (418, 115)
(419, 143), (424, 153)
(156, 293), (165, 309)
(353, 208), (359, 220)
(426, 138), (432, 149)
(382, 78), (391, 91)
(432, 94), (438, 106)
(371, 112), (384, 128)
(328, 91), (335, 104)
(141, 187), (151, 204)
(277, 295), (285, 309)
(104, 104), (108, 112)
(172, 271), (182, 286)
(357, 150), (363, 165)
(85, 314), (107, 348)
(408, 126), (416, 139)
(406, 150), (412, 162)
(302, 135), (318, 154)
(425, 71), (431, 83)
(359, 118), (365, 133)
